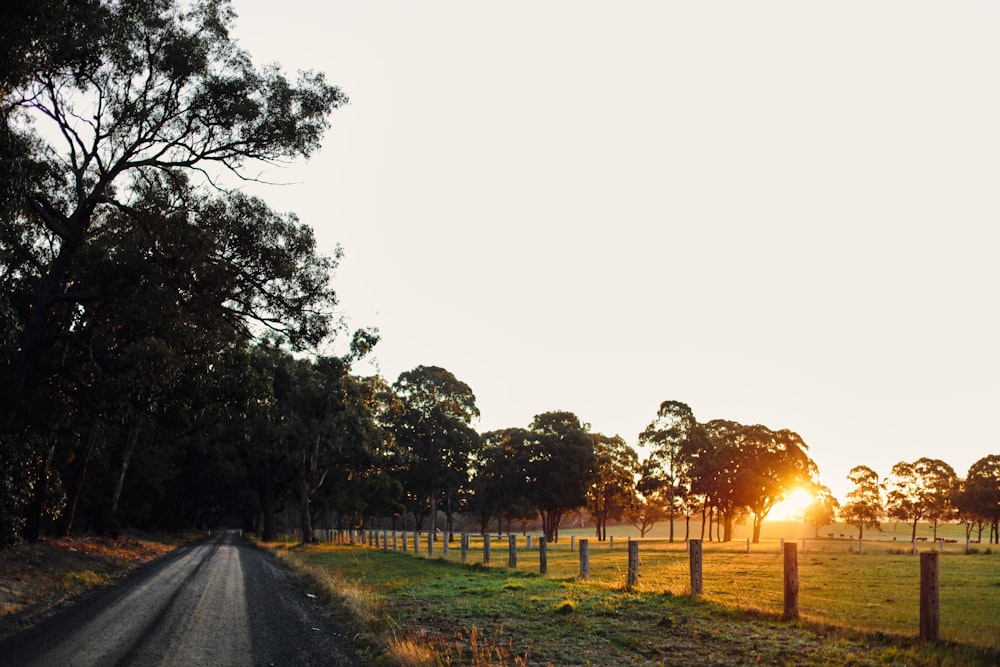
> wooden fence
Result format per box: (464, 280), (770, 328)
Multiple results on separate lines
(326, 529), (952, 643)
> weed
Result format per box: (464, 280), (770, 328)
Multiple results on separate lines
(62, 570), (106, 589)
(554, 599), (576, 614)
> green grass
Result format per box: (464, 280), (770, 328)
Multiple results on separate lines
(272, 530), (1000, 666)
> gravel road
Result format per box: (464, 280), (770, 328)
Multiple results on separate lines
(0, 531), (360, 666)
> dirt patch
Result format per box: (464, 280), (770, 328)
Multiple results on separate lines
(0, 534), (180, 631)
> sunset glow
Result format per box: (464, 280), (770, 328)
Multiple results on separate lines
(769, 488), (816, 522)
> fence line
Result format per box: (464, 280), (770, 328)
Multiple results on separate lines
(335, 530), (978, 644)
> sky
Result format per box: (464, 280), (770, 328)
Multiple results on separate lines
(228, 1), (999, 501)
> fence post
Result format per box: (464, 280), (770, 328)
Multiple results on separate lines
(912, 538), (917, 555)
(689, 539), (703, 596)
(443, 533), (449, 557)
(783, 542), (799, 620)
(414, 531), (420, 555)
(920, 552), (940, 642)
(746, 538), (751, 554)
(539, 536), (547, 574)
(579, 539), (590, 581)
(802, 538), (807, 554)
(508, 534), (517, 568)
(627, 539), (639, 590)
(571, 535), (576, 552)
(780, 538), (784, 552)
(461, 533), (469, 563)
(392, 531), (398, 550)
(427, 531), (434, 557)
(484, 534), (491, 564)
(610, 536), (614, 549)
(527, 535), (532, 550)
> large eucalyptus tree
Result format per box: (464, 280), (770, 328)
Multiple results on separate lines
(392, 366), (480, 536)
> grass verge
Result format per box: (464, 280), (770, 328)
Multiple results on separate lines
(265, 540), (1000, 666)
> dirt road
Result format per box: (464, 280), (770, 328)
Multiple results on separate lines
(0, 531), (359, 666)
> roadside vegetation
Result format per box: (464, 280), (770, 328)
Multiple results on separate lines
(0, 533), (184, 628)
(267, 527), (1000, 667)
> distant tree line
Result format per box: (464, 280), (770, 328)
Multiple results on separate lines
(3, 1), (997, 549)
(839, 456), (1000, 544)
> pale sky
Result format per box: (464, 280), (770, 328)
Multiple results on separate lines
(229, 1), (999, 501)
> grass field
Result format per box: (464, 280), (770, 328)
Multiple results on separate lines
(269, 523), (1000, 666)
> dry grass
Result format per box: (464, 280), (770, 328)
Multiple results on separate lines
(0, 533), (182, 629)
(267, 541), (533, 665)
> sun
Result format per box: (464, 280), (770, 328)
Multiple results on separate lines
(769, 487), (815, 522)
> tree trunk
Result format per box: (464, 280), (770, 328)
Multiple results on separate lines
(668, 497), (675, 543)
(430, 492), (437, 537)
(5, 233), (84, 420)
(111, 417), (142, 518)
(261, 476), (277, 541)
(752, 515), (762, 544)
(542, 508), (561, 542)
(445, 493), (453, 541)
(910, 518), (918, 542)
(60, 424), (99, 537)
(298, 473), (314, 544)
(23, 433), (59, 542)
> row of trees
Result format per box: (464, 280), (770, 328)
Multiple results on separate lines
(0, 0), (348, 545)
(839, 457), (1000, 544)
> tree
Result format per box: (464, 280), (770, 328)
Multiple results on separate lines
(885, 458), (958, 542)
(637, 400), (700, 543)
(587, 434), (638, 541)
(246, 331), (381, 544)
(840, 465), (882, 540)
(625, 492), (667, 538)
(2, 0), (344, 416)
(688, 420), (742, 541)
(917, 458), (959, 540)
(802, 484), (839, 538)
(955, 455), (1000, 544)
(470, 429), (535, 535)
(392, 366), (480, 537)
(691, 420), (815, 543)
(523, 411), (596, 542)
(733, 425), (815, 544)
